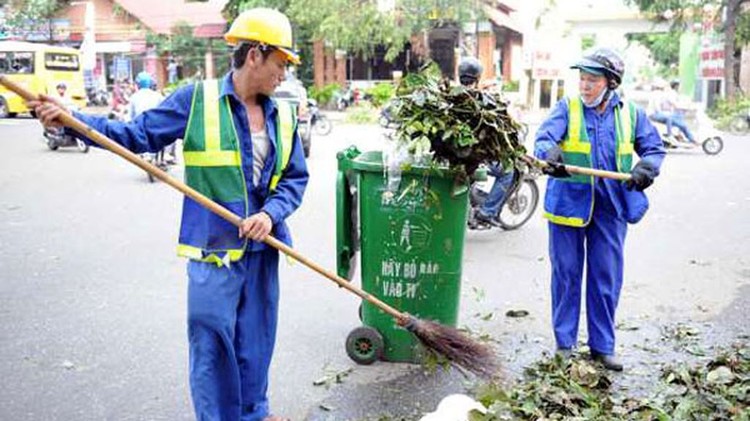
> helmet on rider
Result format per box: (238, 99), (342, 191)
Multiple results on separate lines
(458, 57), (483, 87)
(224, 8), (300, 65)
(135, 72), (154, 89)
(570, 48), (624, 89)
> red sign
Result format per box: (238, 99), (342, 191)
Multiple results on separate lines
(699, 34), (724, 79)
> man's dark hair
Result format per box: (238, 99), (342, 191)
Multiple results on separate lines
(232, 42), (275, 69)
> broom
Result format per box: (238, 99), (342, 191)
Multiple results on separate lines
(0, 75), (498, 379)
(521, 154), (633, 181)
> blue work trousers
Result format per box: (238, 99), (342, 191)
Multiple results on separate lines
(478, 164), (515, 218)
(187, 249), (280, 421)
(650, 111), (696, 143)
(548, 199), (627, 355)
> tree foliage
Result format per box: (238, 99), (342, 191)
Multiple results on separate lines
(626, 32), (681, 76)
(146, 23), (230, 79)
(223, 0), (480, 62)
(625, 0), (750, 98)
(4, 0), (70, 41)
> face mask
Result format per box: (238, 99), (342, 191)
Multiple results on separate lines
(582, 88), (608, 108)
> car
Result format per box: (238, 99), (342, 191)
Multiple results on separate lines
(273, 74), (311, 157)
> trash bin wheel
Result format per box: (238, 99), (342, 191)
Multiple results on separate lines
(345, 326), (384, 365)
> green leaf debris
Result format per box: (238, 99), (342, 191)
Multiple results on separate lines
(390, 64), (526, 178)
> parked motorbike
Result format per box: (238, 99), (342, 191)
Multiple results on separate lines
(334, 88), (354, 111)
(86, 86), (109, 107)
(467, 164), (540, 231)
(729, 107), (750, 135)
(651, 108), (723, 155)
(308, 99), (332, 136)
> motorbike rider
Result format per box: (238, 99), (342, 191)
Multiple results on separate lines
(459, 57), (515, 226)
(535, 48), (665, 371)
(29, 8), (308, 420)
(648, 78), (697, 145)
(128, 72), (175, 163)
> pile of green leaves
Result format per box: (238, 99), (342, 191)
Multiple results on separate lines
(471, 343), (750, 420)
(391, 65), (526, 178)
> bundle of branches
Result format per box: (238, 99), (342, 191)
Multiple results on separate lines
(391, 65), (526, 178)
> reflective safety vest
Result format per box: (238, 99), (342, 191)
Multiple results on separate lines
(176, 79), (296, 265)
(543, 96), (636, 227)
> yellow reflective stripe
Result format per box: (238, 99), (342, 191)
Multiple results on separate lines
(618, 102), (635, 154)
(203, 80), (221, 152)
(561, 140), (592, 154)
(183, 151), (241, 167)
(562, 98), (591, 154)
(270, 102), (295, 190)
(543, 211), (586, 227)
(278, 103), (294, 171)
(177, 244), (244, 266)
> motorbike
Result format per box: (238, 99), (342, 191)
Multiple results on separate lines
(308, 99), (332, 136)
(467, 164), (541, 231)
(142, 149), (172, 183)
(729, 107), (750, 135)
(379, 100), (398, 128)
(43, 105), (89, 153)
(334, 88), (354, 111)
(651, 108), (723, 155)
(86, 86), (109, 107)
(43, 126), (90, 153)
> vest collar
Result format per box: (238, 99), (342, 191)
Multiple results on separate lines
(222, 72), (278, 117)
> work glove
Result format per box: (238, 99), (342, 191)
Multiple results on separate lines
(542, 145), (570, 178)
(626, 160), (657, 191)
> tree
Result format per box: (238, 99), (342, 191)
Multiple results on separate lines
(223, 0), (481, 82)
(625, 0), (750, 99)
(4, 0), (70, 42)
(626, 32), (681, 76)
(146, 22), (228, 81)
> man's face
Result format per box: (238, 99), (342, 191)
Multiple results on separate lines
(56, 86), (66, 96)
(249, 48), (288, 96)
(579, 71), (607, 103)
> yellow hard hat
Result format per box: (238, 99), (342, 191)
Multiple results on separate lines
(224, 8), (300, 65)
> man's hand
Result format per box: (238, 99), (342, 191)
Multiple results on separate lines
(626, 160), (657, 191)
(239, 212), (273, 241)
(26, 94), (70, 129)
(542, 145), (570, 178)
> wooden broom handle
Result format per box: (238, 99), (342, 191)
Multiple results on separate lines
(0, 74), (406, 322)
(521, 154), (632, 181)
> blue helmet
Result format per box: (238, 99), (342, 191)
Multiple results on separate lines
(571, 48), (625, 89)
(135, 72), (154, 89)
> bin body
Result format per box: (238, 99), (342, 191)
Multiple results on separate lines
(339, 148), (469, 362)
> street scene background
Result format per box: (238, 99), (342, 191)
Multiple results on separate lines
(1, 114), (748, 420)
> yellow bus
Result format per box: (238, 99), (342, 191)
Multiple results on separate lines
(0, 41), (87, 118)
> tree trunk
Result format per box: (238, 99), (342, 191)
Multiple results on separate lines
(725, 0), (741, 99)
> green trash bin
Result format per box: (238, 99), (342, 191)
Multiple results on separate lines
(336, 146), (471, 364)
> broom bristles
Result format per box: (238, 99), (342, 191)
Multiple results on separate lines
(404, 316), (499, 379)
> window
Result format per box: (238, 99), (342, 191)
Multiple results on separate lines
(45, 52), (80, 71)
(0, 52), (35, 74)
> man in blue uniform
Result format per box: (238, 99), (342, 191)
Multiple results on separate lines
(534, 48), (665, 371)
(30, 8), (308, 420)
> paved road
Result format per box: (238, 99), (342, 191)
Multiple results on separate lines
(0, 115), (748, 420)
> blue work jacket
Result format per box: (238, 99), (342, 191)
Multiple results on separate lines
(71, 72), (309, 252)
(534, 92), (665, 223)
